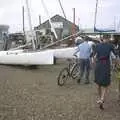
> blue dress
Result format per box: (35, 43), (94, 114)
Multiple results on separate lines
(94, 43), (114, 87)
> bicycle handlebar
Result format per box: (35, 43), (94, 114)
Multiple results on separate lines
(73, 54), (78, 58)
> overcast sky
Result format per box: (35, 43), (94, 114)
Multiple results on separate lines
(0, 0), (120, 33)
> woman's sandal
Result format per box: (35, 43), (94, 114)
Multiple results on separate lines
(96, 99), (104, 110)
(99, 102), (104, 110)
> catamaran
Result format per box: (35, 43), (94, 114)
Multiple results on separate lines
(0, 0), (118, 66)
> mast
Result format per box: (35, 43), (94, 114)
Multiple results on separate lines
(39, 15), (41, 25)
(94, 0), (99, 31)
(41, 0), (58, 39)
(25, 0), (36, 50)
(22, 6), (25, 34)
(117, 18), (120, 32)
(22, 6), (26, 44)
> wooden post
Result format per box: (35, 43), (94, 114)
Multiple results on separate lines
(72, 8), (75, 35)
(70, 8), (76, 46)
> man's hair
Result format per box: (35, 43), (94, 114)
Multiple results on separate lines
(103, 34), (110, 39)
(84, 36), (89, 41)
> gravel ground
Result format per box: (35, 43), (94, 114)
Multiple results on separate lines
(0, 60), (120, 120)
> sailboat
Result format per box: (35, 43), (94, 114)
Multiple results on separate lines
(0, 0), (54, 65)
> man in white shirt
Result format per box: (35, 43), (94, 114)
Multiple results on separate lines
(74, 36), (92, 84)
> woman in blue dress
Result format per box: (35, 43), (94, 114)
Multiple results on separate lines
(93, 35), (116, 109)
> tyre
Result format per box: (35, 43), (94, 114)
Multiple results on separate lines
(71, 64), (80, 79)
(57, 68), (69, 86)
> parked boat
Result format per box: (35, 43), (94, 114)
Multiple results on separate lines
(0, 50), (54, 65)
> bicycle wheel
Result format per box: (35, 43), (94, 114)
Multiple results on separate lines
(71, 64), (80, 79)
(57, 67), (69, 86)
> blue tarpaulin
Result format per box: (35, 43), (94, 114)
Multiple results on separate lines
(94, 27), (115, 32)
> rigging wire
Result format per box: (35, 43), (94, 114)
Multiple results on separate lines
(58, 0), (66, 19)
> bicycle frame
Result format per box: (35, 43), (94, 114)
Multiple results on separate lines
(66, 56), (80, 78)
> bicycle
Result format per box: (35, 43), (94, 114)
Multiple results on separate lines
(57, 55), (80, 86)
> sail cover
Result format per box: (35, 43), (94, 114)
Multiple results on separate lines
(94, 27), (115, 32)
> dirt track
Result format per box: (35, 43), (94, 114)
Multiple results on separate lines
(0, 61), (120, 120)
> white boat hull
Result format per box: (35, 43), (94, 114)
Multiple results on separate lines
(0, 50), (54, 65)
(0, 47), (78, 65)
